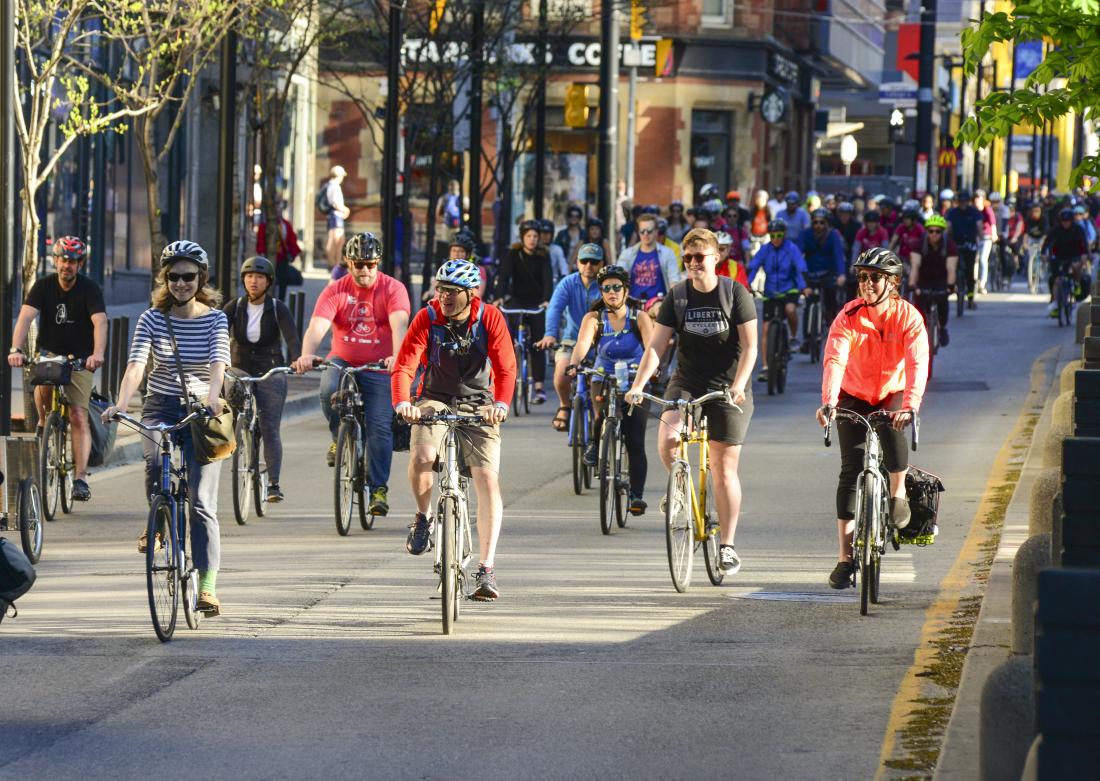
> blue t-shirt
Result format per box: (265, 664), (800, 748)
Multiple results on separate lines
(629, 249), (666, 300)
(442, 193), (461, 229)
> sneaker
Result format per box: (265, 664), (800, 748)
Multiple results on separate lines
(472, 565), (500, 601)
(71, 478), (91, 502)
(267, 484), (284, 503)
(405, 512), (433, 555)
(756, 369), (768, 382)
(890, 497), (911, 530)
(788, 337), (800, 353)
(137, 529), (162, 554)
(369, 486), (389, 516)
(828, 560), (855, 589)
(533, 388), (547, 405)
(979, 285), (988, 295)
(196, 591), (221, 616)
(967, 299), (977, 310)
(718, 544), (741, 575)
(583, 441), (598, 466)
(939, 327), (950, 347)
(628, 494), (647, 516)
(326, 442), (337, 467)
(1047, 302), (1059, 317)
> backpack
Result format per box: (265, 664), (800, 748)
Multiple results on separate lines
(672, 276), (737, 330)
(0, 537), (36, 624)
(315, 186), (334, 215)
(593, 305), (643, 344)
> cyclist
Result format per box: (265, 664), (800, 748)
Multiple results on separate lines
(748, 189), (773, 256)
(747, 218), (810, 380)
(878, 198), (900, 235)
(1023, 201), (1049, 291)
(939, 188), (955, 215)
(656, 218), (684, 266)
(890, 203), (926, 260)
(724, 191), (750, 233)
(1004, 197), (1025, 283)
(714, 231), (749, 285)
(540, 219), (570, 284)
(973, 189), (998, 295)
(103, 241), (230, 615)
(553, 204), (586, 261)
(293, 232), (411, 515)
(665, 200), (691, 243)
(1042, 207), (1090, 316)
(816, 247), (928, 590)
(945, 189), (982, 309)
(625, 228), (758, 575)
(569, 217), (614, 268)
(8, 236), (107, 503)
(800, 208), (847, 329)
(850, 210), (889, 266)
(536, 243), (605, 433)
(618, 212), (681, 310)
(832, 201), (861, 264)
(567, 265), (654, 514)
(920, 193), (937, 222)
(421, 229), (478, 303)
(221, 256), (301, 502)
(777, 191), (811, 246)
(908, 214), (957, 347)
(392, 259), (516, 601)
(492, 219), (552, 404)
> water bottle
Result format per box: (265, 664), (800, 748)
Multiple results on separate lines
(614, 360), (629, 388)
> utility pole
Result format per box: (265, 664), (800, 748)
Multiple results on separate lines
(971, 2), (985, 190)
(1, 0), (14, 436)
(215, 28), (238, 297)
(597, 0), (619, 230)
(468, 0), (485, 245)
(382, 1), (403, 276)
(914, 0), (936, 196)
(533, 0), (547, 220)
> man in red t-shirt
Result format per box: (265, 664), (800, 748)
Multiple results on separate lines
(293, 232), (411, 515)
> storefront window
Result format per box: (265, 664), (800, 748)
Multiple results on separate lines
(690, 110), (733, 199)
(701, 0), (732, 26)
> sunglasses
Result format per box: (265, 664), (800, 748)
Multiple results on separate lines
(682, 252), (711, 264)
(600, 283), (624, 293)
(770, 232), (786, 238)
(577, 257), (602, 265)
(437, 286), (465, 297)
(926, 228), (943, 234)
(351, 260), (379, 269)
(858, 271), (888, 284)
(166, 272), (199, 283)
(638, 228), (656, 235)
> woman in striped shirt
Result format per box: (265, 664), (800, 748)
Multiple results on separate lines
(104, 241), (231, 616)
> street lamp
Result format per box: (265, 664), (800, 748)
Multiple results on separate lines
(841, 134), (858, 193)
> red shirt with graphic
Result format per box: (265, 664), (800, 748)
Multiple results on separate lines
(312, 273), (411, 364)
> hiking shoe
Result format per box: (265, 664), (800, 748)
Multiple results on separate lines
(326, 442), (337, 467)
(196, 591), (221, 616)
(718, 545), (741, 575)
(369, 486), (389, 516)
(583, 441), (598, 466)
(628, 494), (647, 516)
(472, 565), (500, 601)
(137, 529), (162, 554)
(267, 484), (284, 503)
(405, 512), (433, 555)
(72, 478), (91, 502)
(890, 497), (911, 530)
(828, 561), (855, 589)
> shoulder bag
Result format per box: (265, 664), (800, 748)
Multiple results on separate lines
(164, 313), (236, 464)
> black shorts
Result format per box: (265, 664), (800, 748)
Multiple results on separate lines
(664, 379), (753, 446)
(762, 292), (799, 321)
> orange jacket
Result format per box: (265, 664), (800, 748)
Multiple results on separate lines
(821, 296), (928, 411)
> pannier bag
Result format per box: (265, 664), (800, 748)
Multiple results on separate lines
(900, 466), (944, 546)
(0, 537), (37, 625)
(87, 391), (119, 468)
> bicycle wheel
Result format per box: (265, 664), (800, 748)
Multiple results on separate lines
(146, 495), (179, 642)
(17, 477), (43, 564)
(39, 412), (62, 522)
(232, 415), (253, 525)
(956, 268), (967, 317)
(512, 343), (524, 417)
(521, 347), (531, 415)
(766, 325), (781, 396)
(358, 449), (372, 531)
(598, 419), (617, 535)
(701, 469), (724, 586)
(808, 301), (822, 364)
(59, 423), (74, 515)
(777, 327), (789, 394)
(333, 420), (357, 536)
(614, 430), (629, 529)
(858, 480), (875, 616)
(252, 429), (268, 519)
(439, 496), (458, 635)
(665, 463), (694, 592)
(571, 397), (585, 495)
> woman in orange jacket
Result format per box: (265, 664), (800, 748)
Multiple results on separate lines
(816, 248), (928, 589)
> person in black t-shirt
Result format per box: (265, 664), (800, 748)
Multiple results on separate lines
(7, 237), (107, 501)
(626, 228), (758, 576)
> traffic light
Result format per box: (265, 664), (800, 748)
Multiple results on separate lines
(630, 0), (648, 41)
(565, 84), (589, 129)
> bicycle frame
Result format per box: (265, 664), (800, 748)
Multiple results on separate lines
(430, 422), (474, 581)
(500, 307), (544, 413)
(569, 370), (595, 449)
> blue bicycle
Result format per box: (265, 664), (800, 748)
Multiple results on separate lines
(113, 408), (209, 642)
(568, 366), (599, 495)
(499, 306), (545, 417)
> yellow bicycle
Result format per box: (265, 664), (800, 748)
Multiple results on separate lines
(635, 389), (742, 592)
(27, 354), (82, 521)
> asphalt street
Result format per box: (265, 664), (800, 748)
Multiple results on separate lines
(0, 287), (1078, 780)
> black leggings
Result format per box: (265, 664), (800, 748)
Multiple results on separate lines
(835, 392), (908, 521)
(913, 289), (949, 331)
(592, 381), (649, 497)
(505, 310), (547, 384)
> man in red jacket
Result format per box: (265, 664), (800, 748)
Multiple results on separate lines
(391, 259), (516, 601)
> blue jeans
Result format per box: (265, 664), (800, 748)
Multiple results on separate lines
(141, 394), (221, 572)
(319, 361), (394, 488)
(253, 373), (288, 484)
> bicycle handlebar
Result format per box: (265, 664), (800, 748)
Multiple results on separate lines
(312, 359), (389, 373)
(412, 413), (491, 426)
(499, 307), (547, 316)
(111, 408), (206, 435)
(25, 354), (86, 372)
(822, 406), (919, 451)
(233, 366), (294, 383)
(630, 389), (743, 414)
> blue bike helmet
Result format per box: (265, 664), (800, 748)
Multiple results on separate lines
(435, 259), (481, 290)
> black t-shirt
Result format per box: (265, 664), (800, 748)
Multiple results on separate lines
(25, 273), (106, 359)
(656, 280), (757, 391)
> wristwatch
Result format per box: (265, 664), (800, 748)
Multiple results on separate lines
(9, 347), (23, 354)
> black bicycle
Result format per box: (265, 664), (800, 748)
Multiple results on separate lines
(802, 274), (832, 365)
(597, 362), (636, 535)
(956, 242), (977, 316)
(228, 366), (292, 525)
(760, 294), (790, 396)
(913, 287), (947, 378)
(0, 471), (43, 564)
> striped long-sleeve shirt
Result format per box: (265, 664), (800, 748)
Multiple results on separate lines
(128, 308), (231, 401)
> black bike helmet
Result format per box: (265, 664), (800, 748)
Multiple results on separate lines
(1059, 207), (1075, 220)
(956, 188), (972, 201)
(161, 240), (209, 271)
(240, 255), (275, 282)
(538, 219), (555, 234)
(449, 230), (476, 255)
(863, 209), (881, 223)
(519, 219), (541, 236)
(344, 232), (383, 261)
(853, 247), (904, 277)
(597, 264), (629, 285)
(586, 217), (605, 230)
(811, 208), (830, 221)
(837, 201), (855, 214)
(768, 218), (788, 233)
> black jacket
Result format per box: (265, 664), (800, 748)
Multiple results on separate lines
(492, 245), (552, 306)
(222, 296), (302, 375)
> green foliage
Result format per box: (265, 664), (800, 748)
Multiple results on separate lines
(958, 1), (1100, 189)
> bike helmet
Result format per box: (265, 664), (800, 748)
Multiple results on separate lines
(699, 183), (720, 201)
(989, 191), (1003, 203)
(669, 199), (684, 211)
(939, 188), (955, 201)
(725, 190), (741, 201)
(811, 208), (830, 221)
(519, 219), (541, 236)
(576, 243), (605, 264)
(853, 247), (904, 277)
(1059, 207), (1076, 220)
(435, 259), (481, 290)
(715, 231), (733, 246)
(956, 188), (972, 201)
(1006, 197), (1018, 207)
(161, 240), (209, 270)
(656, 218), (669, 233)
(973, 188), (987, 199)
(863, 209), (881, 223)
(924, 214), (948, 230)
(1074, 204), (1087, 215)
(449, 230), (476, 255)
(52, 236), (87, 263)
(878, 197), (895, 210)
(344, 232), (383, 261)
(703, 198), (725, 215)
(785, 190), (801, 204)
(240, 255), (275, 281)
(768, 218), (788, 233)
(837, 201), (855, 214)
(586, 217), (604, 229)
(566, 204), (583, 218)
(597, 264), (629, 285)
(538, 219), (555, 234)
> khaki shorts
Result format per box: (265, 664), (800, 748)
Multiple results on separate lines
(554, 339), (576, 360)
(409, 399), (502, 472)
(40, 352), (94, 410)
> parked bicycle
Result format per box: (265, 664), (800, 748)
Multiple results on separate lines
(227, 366), (293, 525)
(112, 408), (211, 641)
(823, 408), (918, 615)
(26, 354), (84, 521)
(633, 389), (741, 592)
(499, 306), (546, 416)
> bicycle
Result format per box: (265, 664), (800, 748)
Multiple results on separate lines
(112, 407), (211, 641)
(0, 466), (43, 564)
(569, 366), (598, 495)
(1050, 263), (1075, 328)
(227, 366), (293, 526)
(499, 306), (546, 417)
(802, 274), (832, 365)
(759, 293), (791, 396)
(912, 287), (947, 378)
(26, 354), (84, 521)
(410, 411), (482, 635)
(823, 407), (918, 615)
(597, 361), (636, 535)
(632, 389), (742, 592)
(319, 360), (389, 536)
(956, 242), (976, 316)
(1025, 237), (1047, 295)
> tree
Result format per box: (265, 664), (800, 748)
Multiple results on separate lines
(958, 0), (1100, 190)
